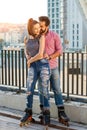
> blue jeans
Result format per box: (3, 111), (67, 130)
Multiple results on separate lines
(26, 59), (50, 109)
(39, 67), (63, 107)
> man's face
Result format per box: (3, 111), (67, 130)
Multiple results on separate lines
(39, 21), (48, 34)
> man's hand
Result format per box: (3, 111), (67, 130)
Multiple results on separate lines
(44, 53), (52, 60)
(44, 53), (49, 60)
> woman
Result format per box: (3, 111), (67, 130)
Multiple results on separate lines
(20, 18), (50, 126)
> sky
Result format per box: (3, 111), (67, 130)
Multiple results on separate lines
(0, 0), (47, 24)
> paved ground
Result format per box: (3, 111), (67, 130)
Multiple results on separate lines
(0, 106), (87, 130)
(0, 115), (59, 130)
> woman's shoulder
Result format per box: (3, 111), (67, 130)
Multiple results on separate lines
(39, 34), (45, 40)
(24, 35), (35, 44)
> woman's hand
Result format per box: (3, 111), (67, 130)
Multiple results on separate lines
(24, 36), (28, 44)
(27, 60), (31, 68)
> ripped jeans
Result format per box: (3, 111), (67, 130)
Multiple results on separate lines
(26, 60), (50, 109)
(39, 67), (63, 107)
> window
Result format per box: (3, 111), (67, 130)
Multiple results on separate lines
(52, 19), (54, 23)
(73, 36), (74, 40)
(56, 19), (59, 23)
(77, 24), (79, 28)
(73, 41), (74, 47)
(56, 24), (59, 29)
(77, 30), (79, 34)
(56, 30), (59, 34)
(52, 25), (55, 29)
(56, 13), (59, 17)
(48, 9), (50, 13)
(52, 14), (54, 18)
(73, 30), (74, 34)
(77, 36), (79, 40)
(52, 3), (54, 7)
(48, 3), (50, 7)
(72, 24), (74, 28)
(77, 41), (79, 47)
(48, 14), (50, 17)
(56, 2), (58, 6)
(52, 8), (54, 12)
(56, 8), (59, 12)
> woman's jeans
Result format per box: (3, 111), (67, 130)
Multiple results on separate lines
(26, 60), (50, 109)
(39, 67), (63, 107)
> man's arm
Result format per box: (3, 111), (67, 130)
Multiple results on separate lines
(48, 33), (63, 60)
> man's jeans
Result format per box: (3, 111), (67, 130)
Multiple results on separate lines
(26, 60), (50, 109)
(39, 67), (63, 106)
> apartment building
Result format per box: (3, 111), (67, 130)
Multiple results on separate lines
(47, 0), (87, 50)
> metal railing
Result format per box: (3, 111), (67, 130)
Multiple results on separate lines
(0, 49), (87, 102)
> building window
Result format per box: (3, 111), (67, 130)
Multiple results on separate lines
(56, 24), (59, 29)
(52, 3), (54, 7)
(52, 14), (54, 18)
(72, 24), (74, 28)
(56, 13), (59, 17)
(52, 25), (55, 29)
(73, 36), (74, 40)
(52, 8), (54, 12)
(60, 30), (63, 34)
(73, 30), (74, 34)
(56, 19), (59, 23)
(77, 41), (79, 47)
(48, 3), (50, 7)
(48, 9), (50, 13)
(73, 41), (74, 47)
(52, 19), (55, 23)
(77, 36), (79, 40)
(56, 8), (59, 12)
(77, 24), (79, 28)
(48, 14), (50, 17)
(56, 30), (59, 34)
(77, 30), (79, 34)
(56, 2), (59, 6)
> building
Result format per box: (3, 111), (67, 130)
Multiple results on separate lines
(47, 0), (62, 35)
(47, 0), (87, 51)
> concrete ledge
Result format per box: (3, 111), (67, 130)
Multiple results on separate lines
(0, 91), (87, 124)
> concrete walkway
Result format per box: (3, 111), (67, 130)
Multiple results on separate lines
(0, 106), (87, 130)
(0, 115), (58, 130)
(0, 87), (87, 130)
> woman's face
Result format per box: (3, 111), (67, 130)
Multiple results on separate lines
(32, 23), (41, 36)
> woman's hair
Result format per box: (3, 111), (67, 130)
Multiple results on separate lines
(27, 18), (39, 36)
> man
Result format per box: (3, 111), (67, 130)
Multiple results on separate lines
(38, 16), (69, 126)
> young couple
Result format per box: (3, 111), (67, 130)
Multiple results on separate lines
(20, 16), (69, 126)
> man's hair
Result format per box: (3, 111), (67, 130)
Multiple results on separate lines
(39, 16), (50, 26)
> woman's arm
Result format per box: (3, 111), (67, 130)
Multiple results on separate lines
(27, 35), (45, 66)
